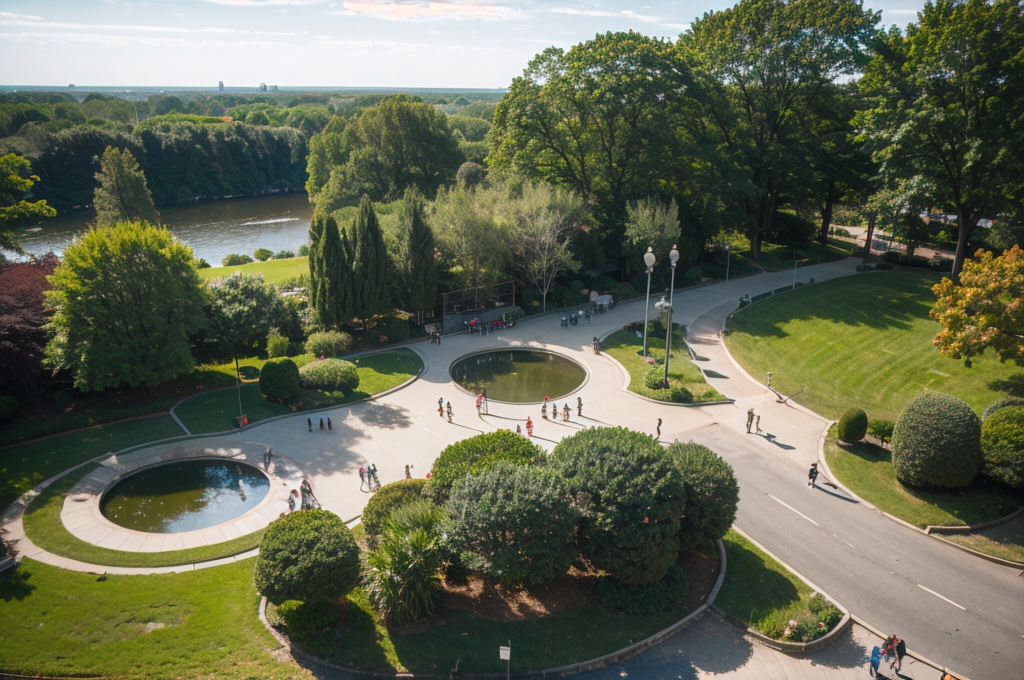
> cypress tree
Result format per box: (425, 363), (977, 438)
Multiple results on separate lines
(308, 212), (328, 325)
(308, 212), (348, 328)
(350, 195), (391, 327)
(403, 188), (437, 323)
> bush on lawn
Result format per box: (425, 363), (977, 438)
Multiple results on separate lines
(645, 367), (666, 390)
(667, 441), (739, 550)
(444, 463), (578, 588)
(982, 398), (1024, 421)
(980, 406), (1024, 489)
(259, 357), (300, 402)
(867, 419), (894, 446)
(305, 330), (352, 358)
(276, 599), (339, 640)
(222, 253), (253, 266)
(364, 501), (444, 626)
(266, 328), (289, 358)
(0, 395), (19, 423)
(299, 358), (359, 395)
(362, 478), (429, 544)
(254, 510), (360, 605)
(428, 430), (545, 502)
(549, 427), (686, 585)
(254, 248), (273, 262)
(595, 564), (689, 615)
(892, 391), (982, 488)
(836, 407), (868, 443)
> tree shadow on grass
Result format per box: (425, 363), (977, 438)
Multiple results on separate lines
(988, 371), (1024, 398)
(0, 564), (35, 601)
(297, 593), (396, 673)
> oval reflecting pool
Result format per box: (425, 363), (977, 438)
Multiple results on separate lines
(450, 349), (586, 403)
(101, 460), (270, 533)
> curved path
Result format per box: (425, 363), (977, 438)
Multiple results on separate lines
(6, 259), (1021, 679)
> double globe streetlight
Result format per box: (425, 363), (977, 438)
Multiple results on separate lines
(644, 245), (681, 387)
(641, 246), (657, 357)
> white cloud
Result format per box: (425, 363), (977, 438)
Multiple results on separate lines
(549, 7), (663, 24)
(0, 11), (44, 20)
(198, 0), (328, 6)
(0, 15), (301, 37)
(333, 1), (527, 22)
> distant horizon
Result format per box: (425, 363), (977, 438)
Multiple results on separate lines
(0, 84), (509, 93)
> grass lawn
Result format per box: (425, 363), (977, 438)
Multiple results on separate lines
(603, 328), (727, 404)
(724, 270), (1017, 421)
(21, 464), (264, 568)
(941, 522), (1024, 564)
(716, 530), (841, 642)
(297, 584), (693, 674)
(823, 427), (1022, 528)
(756, 240), (857, 271)
(0, 415), (185, 511)
(175, 349), (423, 434)
(0, 558), (306, 680)
(199, 256), (308, 284)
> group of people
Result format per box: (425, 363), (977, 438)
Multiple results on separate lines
(307, 416), (333, 432)
(560, 308), (592, 327)
(540, 395), (582, 422)
(428, 329), (442, 345)
(358, 463), (381, 492)
(868, 634), (907, 677)
(438, 398), (453, 422)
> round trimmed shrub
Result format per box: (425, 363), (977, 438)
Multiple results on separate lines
(276, 599), (339, 640)
(299, 358), (359, 395)
(549, 427), (686, 585)
(982, 398), (1024, 421)
(444, 463), (578, 588)
(595, 564), (688, 615)
(362, 478), (428, 542)
(428, 430), (545, 501)
(254, 509), (360, 605)
(259, 357), (299, 401)
(305, 330), (352, 358)
(667, 441), (739, 550)
(892, 392), (982, 488)
(980, 406), (1024, 489)
(0, 395), (19, 423)
(645, 368), (666, 390)
(836, 407), (868, 443)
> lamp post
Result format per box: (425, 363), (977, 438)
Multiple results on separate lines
(663, 245), (680, 387)
(642, 246), (657, 357)
(725, 244), (731, 282)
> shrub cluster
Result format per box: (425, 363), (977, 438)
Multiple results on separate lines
(892, 391), (982, 488)
(305, 330), (352, 358)
(377, 316), (411, 344)
(266, 329), (289, 358)
(836, 407), (868, 443)
(222, 253), (253, 266)
(259, 357), (300, 401)
(254, 248), (273, 262)
(980, 406), (1024, 489)
(254, 510), (360, 605)
(428, 430), (545, 501)
(362, 478), (428, 543)
(595, 564), (689, 615)
(0, 395), (18, 423)
(299, 358), (359, 395)
(276, 599), (339, 640)
(667, 442), (739, 551)
(867, 419), (894, 446)
(982, 398), (1024, 421)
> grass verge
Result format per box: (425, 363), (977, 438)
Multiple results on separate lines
(823, 426), (1022, 528)
(198, 255), (309, 284)
(603, 328), (727, 404)
(0, 558), (306, 680)
(941, 527), (1024, 564)
(175, 349), (422, 434)
(716, 530), (842, 643)
(724, 270), (1015, 421)
(21, 464), (264, 568)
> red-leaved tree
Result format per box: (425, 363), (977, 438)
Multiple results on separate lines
(0, 254), (58, 395)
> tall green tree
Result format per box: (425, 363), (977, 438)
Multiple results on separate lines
(349, 195), (391, 327)
(1, 153), (56, 256)
(429, 186), (511, 293)
(401, 188), (437, 323)
(678, 0), (879, 258)
(623, 198), (681, 279)
(203, 273), (287, 364)
(44, 221), (207, 393)
(308, 212), (350, 328)
(92, 146), (160, 226)
(858, 0), (1024, 281)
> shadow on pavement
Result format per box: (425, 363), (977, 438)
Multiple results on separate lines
(352, 402), (413, 430)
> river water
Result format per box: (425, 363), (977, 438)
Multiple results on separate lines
(11, 193), (313, 264)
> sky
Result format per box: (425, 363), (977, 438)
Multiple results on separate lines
(0, 0), (927, 89)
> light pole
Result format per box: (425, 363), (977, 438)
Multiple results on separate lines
(641, 246), (657, 357)
(725, 244), (731, 282)
(663, 245), (680, 387)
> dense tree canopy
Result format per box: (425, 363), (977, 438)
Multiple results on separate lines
(0, 153), (55, 255)
(92, 146), (160, 226)
(0, 254), (58, 396)
(44, 221), (207, 392)
(201, 273), (287, 365)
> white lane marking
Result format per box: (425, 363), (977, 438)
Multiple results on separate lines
(415, 423), (437, 435)
(832, 533), (856, 549)
(917, 584), (966, 611)
(768, 494), (820, 526)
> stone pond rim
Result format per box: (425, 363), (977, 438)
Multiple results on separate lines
(449, 348), (588, 404)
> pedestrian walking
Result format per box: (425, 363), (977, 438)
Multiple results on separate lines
(319, 417), (324, 431)
(577, 396), (583, 417)
(359, 465), (366, 484)
(438, 403), (444, 418)
(656, 417), (662, 438)
(593, 336), (600, 354)
(369, 464), (379, 491)
(808, 462), (819, 488)
(476, 393), (483, 413)
(327, 417), (333, 431)
(541, 399), (548, 419)
(405, 464), (412, 479)
(263, 448), (273, 469)
(868, 646), (881, 677)
(892, 637), (906, 672)
(516, 424), (522, 435)
(438, 397), (444, 410)
(526, 416), (534, 437)
(307, 417), (312, 432)
(882, 636), (896, 665)
(754, 415), (761, 434)
(446, 401), (453, 422)
(746, 408), (755, 433)
(563, 403), (570, 421)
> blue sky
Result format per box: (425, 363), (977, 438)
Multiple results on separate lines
(1, 1), (926, 89)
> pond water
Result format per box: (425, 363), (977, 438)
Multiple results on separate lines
(449, 349), (586, 403)
(12, 192), (312, 264)
(101, 459), (271, 533)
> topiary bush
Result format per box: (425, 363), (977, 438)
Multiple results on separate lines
(444, 463), (578, 588)
(259, 357), (300, 402)
(980, 406), (1024, 489)
(428, 430), (545, 502)
(667, 441), (739, 550)
(266, 329), (289, 358)
(0, 395), (19, 423)
(305, 330), (352, 358)
(254, 248), (273, 262)
(892, 391), (982, 488)
(254, 509), (360, 605)
(362, 478), (429, 543)
(836, 407), (868, 443)
(299, 358), (359, 395)
(982, 398), (1024, 421)
(549, 427), (686, 585)
(276, 599), (339, 640)
(595, 564), (689, 615)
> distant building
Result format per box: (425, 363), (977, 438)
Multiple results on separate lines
(218, 81), (224, 93)
(270, 85), (278, 92)
(259, 82), (267, 92)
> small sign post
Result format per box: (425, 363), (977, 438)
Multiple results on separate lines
(499, 643), (511, 680)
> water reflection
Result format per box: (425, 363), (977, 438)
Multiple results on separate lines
(450, 350), (586, 403)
